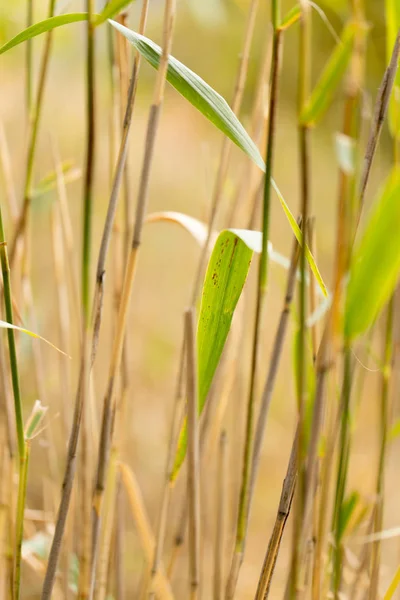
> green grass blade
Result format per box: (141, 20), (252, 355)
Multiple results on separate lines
(107, 22), (328, 298)
(108, 20), (265, 171)
(278, 5), (301, 31)
(170, 230), (254, 480)
(94, 0), (136, 25)
(386, 0), (400, 140)
(345, 169), (400, 341)
(0, 14), (93, 56)
(300, 22), (356, 126)
(271, 179), (328, 297)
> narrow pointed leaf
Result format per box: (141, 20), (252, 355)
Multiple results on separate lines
(0, 14), (92, 56)
(108, 20), (265, 171)
(300, 22), (356, 125)
(271, 179), (328, 297)
(386, 0), (400, 140)
(345, 169), (400, 341)
(108, 21), (328, 297)
(278, 5), (301, 31)
(170, 230), (254, 480)
(94, 0), (136, 26)
(0, 320), (69, 356)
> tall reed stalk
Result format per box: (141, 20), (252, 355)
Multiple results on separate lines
(0, 203), (26, 600)
(226, 2), (282, 595)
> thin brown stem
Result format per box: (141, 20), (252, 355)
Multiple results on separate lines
(185, 308), (200, 600)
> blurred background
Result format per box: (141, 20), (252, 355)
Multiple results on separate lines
(0, 0), (398, 597)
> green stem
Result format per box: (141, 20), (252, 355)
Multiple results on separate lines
(9, 0), (56, 266)
(0, 210), (24, 460)
(332, 344), (352, 598)
(14, 445), (29, 600)
(26, 0), (34, 118)
(0, 201), (26, 600)
(225, 14), (282, 598)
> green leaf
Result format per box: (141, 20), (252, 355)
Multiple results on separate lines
(94, 0), (135, 26)
(271, 179), (328, 297)
(278, 5), (301, 31)
(338, 491), (359, 541)
(345, 169), (400, 341)
(24, 400), (48, 440)
(170, 230), (255, 480)
(386, 0), (400, 140)
(108, 22), (328, 298)
(108, 20), (265, 171)
(0, 14), (92, 56)
(300, 22), (356, 125)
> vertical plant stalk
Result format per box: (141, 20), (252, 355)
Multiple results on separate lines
(0, 211), (27, 600)
(368, 295), (394, 599)
(225, 10), (283, 597)
(248, 226), (300, 508)
(290, 2), (311, 596)
(331, 346), (352, 597)
(190, 0), (259, 300)
(254, 427), (298, 600)
(14, 440), (29, 600)
(185, 308), (200, 600)
(91, 0), (149, 362)
(214, 430), (227, 600)
(119, 462), (173, 599)
(78, 1), (96, 596)
(90, 0), (177, 590)
(153, 0), (260, 584)
(26, 0), (34, 118)
(9, 0), (56, 267)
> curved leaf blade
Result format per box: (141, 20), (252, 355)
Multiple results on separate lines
(0, 14), (91, 56)
(300, 22), (356, 126)
(170, 230), (254, 480)
(0, 320), (69, 356)
(108, 20), (265, 171)
(94, 0), (136, 26)
(107, 22), (327, 298)
(345, 169), (400, 341)
(271, 179), (328, 297)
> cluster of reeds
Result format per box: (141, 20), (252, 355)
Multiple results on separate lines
(0, 0), (399, 598)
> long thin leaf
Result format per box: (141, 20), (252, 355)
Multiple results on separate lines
(94, 0), (136, 26)
(108, 22), (328, 298)
(170, 230), (255, 480)
(300, 22), (356, 125)
(271, 179), (328, 297)
(345, 169), (400, 341)
(278, 5), (301, 31)
(108, 20), (265, 171)
(0, 14), (92, 56)
(386, 0), (400, 140)
(0, 320), (69, 356)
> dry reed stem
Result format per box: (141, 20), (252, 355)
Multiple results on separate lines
(248, 225), (300, 510)
(185, 309), (201, 600)
(119, 462), (174, 600)
(225, 24), (283, 600)
(214, 431), (227, 600)
(255, 427), (298, 600)
(90, 0), (176, 589)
